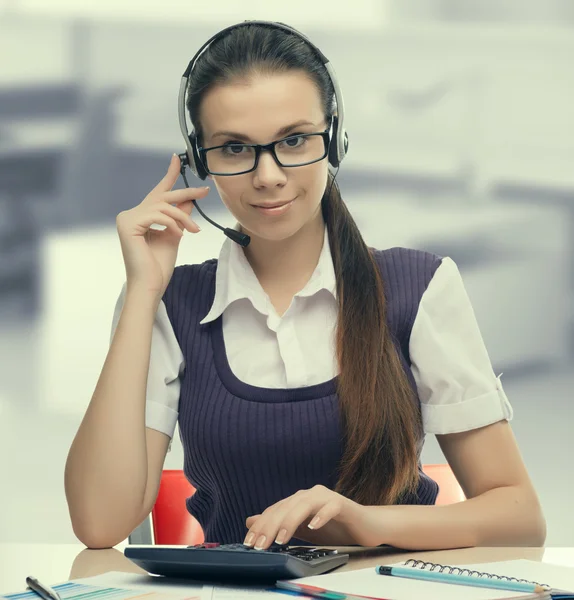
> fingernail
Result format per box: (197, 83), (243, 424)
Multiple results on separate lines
(243, 532), (255, 547)
(275, 529), (287, 545)
(308, 516), (321, 529)
(254, 535), (267, 550)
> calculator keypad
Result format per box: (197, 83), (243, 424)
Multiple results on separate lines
(186, 543), (339, 562)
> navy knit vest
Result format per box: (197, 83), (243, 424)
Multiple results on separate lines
(162, 246), (443, 544)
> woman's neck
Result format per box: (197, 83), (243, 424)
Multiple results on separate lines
(242, 209), (326, 298)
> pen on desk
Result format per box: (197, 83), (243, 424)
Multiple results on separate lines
(275, 580), (389, 600)
(25, 576), (62, 600)
(375, 565), (548, 594)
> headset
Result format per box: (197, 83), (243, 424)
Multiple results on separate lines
(175, 20), (349, 247)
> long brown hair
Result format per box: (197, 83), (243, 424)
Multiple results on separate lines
(186, 23), (422, 505)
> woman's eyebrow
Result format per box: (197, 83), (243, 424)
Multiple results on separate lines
(211, 120), (317, 142)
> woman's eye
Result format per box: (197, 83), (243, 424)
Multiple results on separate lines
(223, 143), (246, 154)
(282, 135), (305, 148)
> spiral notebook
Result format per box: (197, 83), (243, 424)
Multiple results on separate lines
(286, 558), (574, 600)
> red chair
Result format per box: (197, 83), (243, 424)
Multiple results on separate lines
(151, 469), (204, 545)
(422, 463), (466, 505)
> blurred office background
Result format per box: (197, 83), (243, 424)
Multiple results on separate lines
(0, 0), (573, 545)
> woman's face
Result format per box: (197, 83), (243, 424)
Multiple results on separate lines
(198, 71), (329, 242)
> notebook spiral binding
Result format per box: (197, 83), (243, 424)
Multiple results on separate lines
(403, 559), (551, 590)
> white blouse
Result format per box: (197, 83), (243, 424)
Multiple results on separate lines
(110, 227), (513, 444)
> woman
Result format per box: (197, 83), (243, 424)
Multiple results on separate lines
(64, 21), (546, 551)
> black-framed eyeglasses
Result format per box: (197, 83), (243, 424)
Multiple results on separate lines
(198, 127), (331, 176)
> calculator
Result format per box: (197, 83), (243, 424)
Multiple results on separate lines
(124, 542), (349, 583)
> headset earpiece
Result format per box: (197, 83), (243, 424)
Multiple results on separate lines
(328, 115), (340, 168)
(328, 115), (348, 169)
(188, 131), (208, 180)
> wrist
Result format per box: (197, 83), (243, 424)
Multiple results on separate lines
(125, 284), (162, 309)
(341, 501), (393, 547)
(123, 289), (162, 318)
(354, 505), (401, 547)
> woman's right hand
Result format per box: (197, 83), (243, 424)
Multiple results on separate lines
(116, 154), (210, 300)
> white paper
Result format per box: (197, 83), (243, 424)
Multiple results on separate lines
(73, 573), (303, 600)
(200, 583), (302, 599)
(291, 559), (574, 600)
(73, 573), (305, 600)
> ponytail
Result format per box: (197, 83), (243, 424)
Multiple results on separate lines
(322, 174), (422, 505)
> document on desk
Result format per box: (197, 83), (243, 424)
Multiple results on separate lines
(1, 581), (201, 599)
(200, 584), (307, 599)
(1, 572), (203, 600)
(1, 572), (299, 600)
(70, 573), (290, 599)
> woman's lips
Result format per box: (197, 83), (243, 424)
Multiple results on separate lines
(253, 198), (293, 208)
(252, 198), (295, 215)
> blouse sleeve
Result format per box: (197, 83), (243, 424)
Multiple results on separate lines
(409, 257), (513, 435)
(110, 283), (185, 446)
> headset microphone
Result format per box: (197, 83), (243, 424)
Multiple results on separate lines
(177, 153), (251, 247)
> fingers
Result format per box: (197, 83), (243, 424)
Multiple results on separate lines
(244, 500), (311, 549)
(243, 493), (343, 551)
(245, 515), (261, 529)
(163, 185), (210, 210)
(152, 153), (183, 194)
(150, 155), (210, 206)
(140, 211), (185, 238)
(306, 501), (341, 531)
(158, 203), (201, 233)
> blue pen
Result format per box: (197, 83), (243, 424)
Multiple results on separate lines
(375, 565), (548, 595)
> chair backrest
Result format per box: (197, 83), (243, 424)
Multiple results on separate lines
(150, 464), (464, 545)
(151, 470), (204, 545)
(422, 463), (466, 504)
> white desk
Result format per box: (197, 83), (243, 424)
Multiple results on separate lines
(1, 543), (574, 596)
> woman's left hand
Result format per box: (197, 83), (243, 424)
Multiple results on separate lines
(244, 485), (380, 550)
